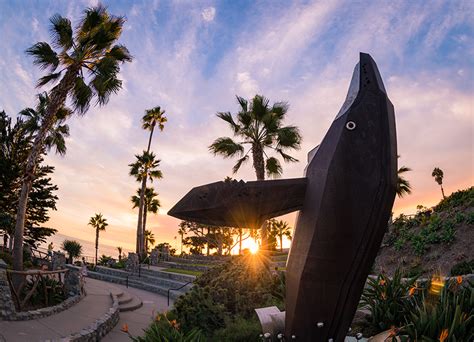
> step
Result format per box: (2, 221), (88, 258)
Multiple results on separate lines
(158, 261), (211, 272)
(95, 265), (196, 283)
(126, 278), (191, 299)
(119, 295), (143, 312)
(118, 292), (133, 305)
(128, 272), (194, 289)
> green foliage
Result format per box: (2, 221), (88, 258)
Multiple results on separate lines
(131, 312), (205, 342)
(25, 277), (66, 308)
(212, 316), (261, 342)
(97, 255), (113, 266)
(171, 255), (284, 338)
(111, 259), (126, 269)
(0, 251), (13, 265)
(450, 260), (474, 276)
(399, 280), (474, 341)
(467, 211), (474, 225)
(434, 187), (473, 212)
(360, 269), (419, 332)
(61, 240), (82, 263)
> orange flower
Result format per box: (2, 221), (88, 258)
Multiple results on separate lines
(409, 287), (416, 296)
(121, 323), (129, 333)
(388, 326), (398, 337)
(170, 319), (179, 329)
(155, 315), (161, 322)
(381, 292), (387, 300)
(379, 279), (386, 286)
(439, 328), (448, 342)
(456, 276), (462, 284)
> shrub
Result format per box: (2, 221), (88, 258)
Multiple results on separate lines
(212, 316), (261, 341)
(0, 250), (13, 265)
(131, 312), (205, 342)
(434, 187), (474, 212)
(467, 212), (474, 225)
(61, 240), (83, 264)
(399, 279), (474, 341)
(25, 277), (66, 309)
(97, 255), (113, 266)
(411, 235), (427, 256)
(450, 260), (474, 276)
(360, 269), (420, 333)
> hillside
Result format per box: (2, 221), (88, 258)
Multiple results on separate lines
(374, 187), (474, 277)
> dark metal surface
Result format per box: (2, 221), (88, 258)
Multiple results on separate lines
(285, 53), (397, 341)
(167, 52), (397, 341)
(168, 178), (307, 229)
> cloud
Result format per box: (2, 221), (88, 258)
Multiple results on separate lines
(201, 7), (216, 22)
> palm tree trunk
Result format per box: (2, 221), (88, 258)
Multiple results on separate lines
(440, 185), (445, 199)
(12, 68), (78, 272)
(95, 228), (99, 265)
(136, 176), (146, 256)
(239, 228), (242, 255)
(280, 234), (283, 252)
(251, 143), (268, 250)
(206, 227), (210, 256)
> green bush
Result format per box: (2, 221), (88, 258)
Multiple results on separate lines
(131, 313), (205, 342)
(467, 212), (474, 225)
(0, 250), (13, 265)
(360, 269), (420, 333)
(97, 255), (113, 266)
(212, 316), (261, 341)
(450, 260), (474, 276)
(25, 277), (66, 309)
(399, 279), (474, 341)
(434, 187), (474, 212)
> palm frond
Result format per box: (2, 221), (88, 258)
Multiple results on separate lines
(106, 44), (132, 62)
(36, 72), (62, 88)
(251, 95), (270, 120)
(26, 42), (59, 71)
(91, 73), (122, 106)
(71, 77), (93, 114)
(217, 112), (240, 134)
(277, 149), (298, 163)
(235, 95), (248, 112)
(277, 126), (302, 149)
(209, 137), (244, 158)
(266, 157), (282, 178)
(49, 14), (73, 50)
(232, 155), (249, 174)
(271, 101), (289, 120)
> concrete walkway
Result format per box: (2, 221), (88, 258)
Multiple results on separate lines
(102, 282), (172, 342)
(0, 278), (116, 341)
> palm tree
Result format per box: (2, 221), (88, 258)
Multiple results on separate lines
(209, 95), (301, 248)
(269, 220), (292, 252)
(397, 166), (412, 198)
(177, 223), (188, 255)
(13, 5), (131, 271)
(88, 213), (108, 265)
(432, 167), (445, 199)
(117, 246), (123, 261)
(134, 107), (167, 260)
(144, 230), (156, 254)
(129, 152), (162, 256)
(131, 187), (160, 236)
(61, 240), (82, 264)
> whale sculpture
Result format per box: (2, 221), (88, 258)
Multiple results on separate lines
(168, 53), (397, 341)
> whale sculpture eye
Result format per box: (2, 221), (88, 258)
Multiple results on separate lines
(346, 121), (356, 130)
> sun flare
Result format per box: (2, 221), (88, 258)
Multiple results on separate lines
(249, 242), (259, 254)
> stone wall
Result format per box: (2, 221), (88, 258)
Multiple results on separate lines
(0, 268), (83, 321)
(67, 292), (120, 341)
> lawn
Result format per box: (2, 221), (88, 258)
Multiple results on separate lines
(163, 268), (203, 276)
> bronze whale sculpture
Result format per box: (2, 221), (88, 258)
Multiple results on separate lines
(168, 52), (397, 341)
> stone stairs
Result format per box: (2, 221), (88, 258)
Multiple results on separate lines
(68, 265), (194, 300)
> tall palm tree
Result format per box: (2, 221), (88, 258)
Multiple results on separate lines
(117, 246), (123, 261)
(13, 5), (131, 271)
(134, 107), (167, 260)
(177, 223), (188, 255)
(129, 152), (162, 256)
(144, 230), (155, 254)
(397, 166), (412, 198)
(432, 167), (445, 199)
(131, 187), (160, 236)
(209, 94), (301, 247)
(269, 219), (293, 252)
(88, 213), (108, 265)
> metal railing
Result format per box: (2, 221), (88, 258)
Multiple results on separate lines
(167, 280), (193, 306)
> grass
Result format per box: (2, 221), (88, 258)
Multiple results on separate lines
(163, 268), (203, 276)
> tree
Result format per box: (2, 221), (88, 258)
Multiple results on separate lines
(177, 222), (188, 255)
(432, 167), (445, 199)
(134, 106), (167, 260)
(88, 213), (108, 265)
(144, 229), (155, 254)
(61, 240), (82, 264)
(397, 166), (412, 198)
(269, 219), (292, 252)
(117, 246), (123, 261)
(209, 95), (302, 248)
(129, 151), (162, 257)
(0, 111), (58, 251)
(13, 5), (132, 271)
(131, 187), (160, 238)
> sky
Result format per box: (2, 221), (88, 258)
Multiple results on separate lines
(0, 0), (473, 254)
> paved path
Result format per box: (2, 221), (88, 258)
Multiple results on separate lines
(102, 282), (172, 342)
(0, 278), (115, 341)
